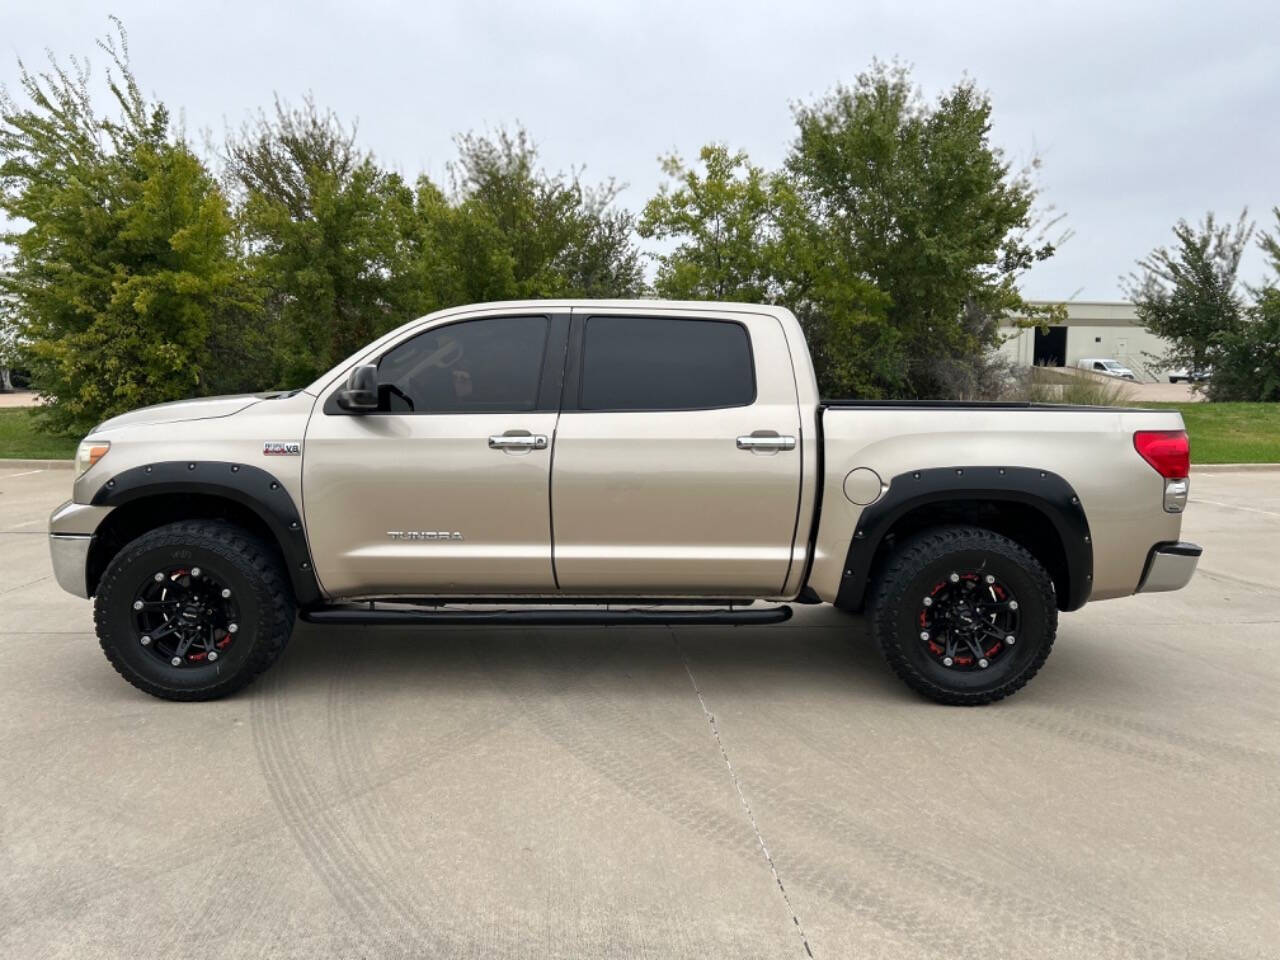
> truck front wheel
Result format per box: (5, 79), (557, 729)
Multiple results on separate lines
(868, 525), (1057, 706)
(93, 520), (296, 701)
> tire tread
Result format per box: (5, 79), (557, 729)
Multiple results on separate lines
(93, 519), (295, 701)
(868, 524), (1057, 706)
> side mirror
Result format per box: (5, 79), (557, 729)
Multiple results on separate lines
(336, 364), (379, 412)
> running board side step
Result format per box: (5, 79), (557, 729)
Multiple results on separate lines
(300, 605), (793, 627)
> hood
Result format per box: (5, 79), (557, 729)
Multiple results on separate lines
(93, 392), (294, 433)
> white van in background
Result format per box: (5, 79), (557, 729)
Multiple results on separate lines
(1077, 358), (1137, 380)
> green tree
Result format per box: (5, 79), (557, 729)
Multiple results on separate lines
(439, 128), (644, 301)
(1125, 211), (1252, 392)
(786, 62), (1058, 397)
(0, 23), (255, 435)
(638, 145), (783, 302)
(1207, 209), (1280, 402)
(639, 64), (1060, 398)
(225, 98), (425, 386)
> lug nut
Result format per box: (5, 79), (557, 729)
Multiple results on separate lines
(949, 572), (960, 583)
(133, 600), (143, 610)
(154, 572), (165, 582)
(942, 657), (954, 666)
(140, 635), (151, 646)
(920, 631), (930, 641)
(171, 657), (182, 666)
(985, 574), (995, 584)
(228, 623), (239, 634)
(978, 658), (989, 669)
(1005, 635), (1016, 645)
(208, 651), (218, 662)
(221, 588), (231, 598)
(1008, 600), (1019, 611)
(922, 596), (933, 607)
(191, 567), (201, 577)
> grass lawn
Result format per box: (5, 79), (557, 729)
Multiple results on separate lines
(1139, 402), (1280, 464)
(1, 397), (1276, 465)
(0, 408), (78, 460)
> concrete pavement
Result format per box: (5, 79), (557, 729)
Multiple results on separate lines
(1, 467), (1276, 959)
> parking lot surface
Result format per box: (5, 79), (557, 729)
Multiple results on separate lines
(1, 466), (1276, 959)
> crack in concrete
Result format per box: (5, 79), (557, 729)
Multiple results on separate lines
(673, 632), (815, 959)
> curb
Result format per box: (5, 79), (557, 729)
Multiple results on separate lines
(0, 459), (74, 470)
(1192, 463), (1280, 473)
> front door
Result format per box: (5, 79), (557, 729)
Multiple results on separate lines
(550, 308), (803, 597)
(303, 312), (567, 598)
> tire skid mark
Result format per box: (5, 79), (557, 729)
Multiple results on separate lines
(674, 634), (815, 959)
(1033, 705), (1280, 767)
(322, 647), (529, 956)
(714, 685), (1256, 960)
(996, 709), (1277, 798)
(250, 659), (435, 957)
(468, 634), (1015, 959)
(495, 632), (1213, 960)
(11, 658), (513, 935)
(743, 778), (1210, 960)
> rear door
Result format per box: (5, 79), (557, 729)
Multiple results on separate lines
(550, 308), (802, 596)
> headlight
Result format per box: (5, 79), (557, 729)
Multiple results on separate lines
(75, 440), (111, 477)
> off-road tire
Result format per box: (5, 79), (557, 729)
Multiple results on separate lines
(868, 524), (1057, 706)
(94, 520), (296, 701)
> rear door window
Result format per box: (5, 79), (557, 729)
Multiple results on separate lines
(579, 316), (755, 411)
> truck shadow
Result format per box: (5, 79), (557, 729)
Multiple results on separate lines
(276, 612), (913, 703)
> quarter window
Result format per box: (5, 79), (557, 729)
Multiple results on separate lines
(376, 316), (548, 413)
(580, 316), (755, 411)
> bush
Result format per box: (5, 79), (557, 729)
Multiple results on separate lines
(1008, 367), (1135, 406)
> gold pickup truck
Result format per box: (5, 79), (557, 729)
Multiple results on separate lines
(49, 300), (1200, 704)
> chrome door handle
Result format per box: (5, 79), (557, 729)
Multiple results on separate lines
(488, 434), (548, 450)
(737, 435), (796, 450)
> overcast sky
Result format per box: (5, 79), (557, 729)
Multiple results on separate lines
(6, 0), (1278, 300)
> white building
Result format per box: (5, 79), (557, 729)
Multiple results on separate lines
(998, 301), (1171, 380)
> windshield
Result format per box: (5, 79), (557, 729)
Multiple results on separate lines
(1103, 361), (1125, 371)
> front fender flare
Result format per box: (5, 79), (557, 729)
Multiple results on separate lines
(90, 461), (322, 606)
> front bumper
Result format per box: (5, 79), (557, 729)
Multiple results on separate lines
(1136, 541), (1202, 593)
(48, 500), (113, 600)
(49, 534), (92, 598)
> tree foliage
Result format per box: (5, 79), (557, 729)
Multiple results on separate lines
(639, 145), (785, 303)
(225, 98), (423, 386)
(639, 63), (1060, 398)
(1126, 210), (1280, 400)
(226, 119), (644, 386)
(1125, 212), (1250, 378)
(0, 22), (253, 435)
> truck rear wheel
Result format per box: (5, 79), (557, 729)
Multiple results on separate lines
(868, 525), (1057, 706)
(93, 520), (296, 701)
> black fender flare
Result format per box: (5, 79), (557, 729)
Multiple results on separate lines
(833, 466), (1093, 613)
(90, 461), (322, 606)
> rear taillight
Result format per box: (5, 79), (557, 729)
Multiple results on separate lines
(1134, 430), (1190, 479)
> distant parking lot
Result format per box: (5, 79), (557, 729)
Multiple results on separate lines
(1, 466), (1276, 959)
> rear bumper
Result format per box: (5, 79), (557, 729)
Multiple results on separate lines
(1136, 541), (1202, 593)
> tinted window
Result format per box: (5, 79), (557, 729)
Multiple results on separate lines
(377, 316), (548, 413)
(580, 316), (755, 411)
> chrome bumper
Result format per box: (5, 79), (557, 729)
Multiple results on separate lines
(48, 500), (113, 599)
(1137, 541), (1202, 593)
(49, 534), (92, 598)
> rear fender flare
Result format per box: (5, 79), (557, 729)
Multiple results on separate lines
(833, 466), (1093, 612)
